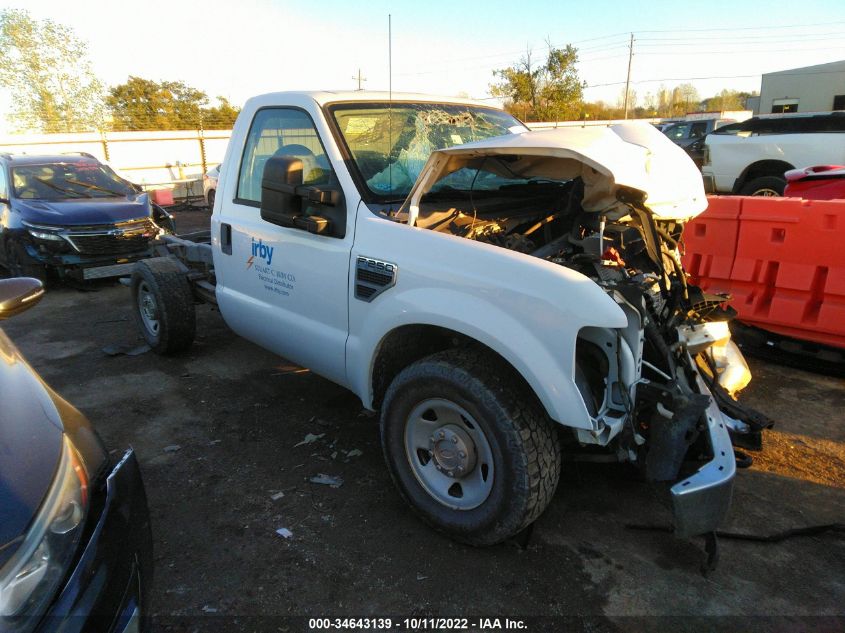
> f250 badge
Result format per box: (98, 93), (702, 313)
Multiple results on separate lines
(357, 257), (395, 275)
(354, 256), (397, 302)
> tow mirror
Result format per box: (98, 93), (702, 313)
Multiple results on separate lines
(0, 277), (45, 319)
(260, 155), (340, 235)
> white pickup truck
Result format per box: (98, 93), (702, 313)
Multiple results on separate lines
(701, 111), (845, 196)
(129, 91), (769, 547)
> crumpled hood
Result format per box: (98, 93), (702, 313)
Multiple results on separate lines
(407, 122), (708, 220)
(0, 330), (63, 568)
(13, 193), (152, 227)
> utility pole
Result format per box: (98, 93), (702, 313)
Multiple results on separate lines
(623, 33), (634, 120)
(352, 68), (367, 91)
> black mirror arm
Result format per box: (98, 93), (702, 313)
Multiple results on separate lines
(293, 215), (330, 234)
(296, 185), (338, 206)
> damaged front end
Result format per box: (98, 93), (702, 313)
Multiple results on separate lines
(535, 186), (770, 537)
(563, 195), (760, 537)
(404, 122), (772, 537)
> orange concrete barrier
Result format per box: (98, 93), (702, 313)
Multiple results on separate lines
(682, 196), (845, 350)
(682, 196), (741, 292)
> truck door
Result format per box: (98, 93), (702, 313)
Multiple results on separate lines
(213, 107), (354, 386)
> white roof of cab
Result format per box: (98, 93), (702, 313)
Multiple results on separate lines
(410, 121), (707, 220)
(249, 90), (500, 109)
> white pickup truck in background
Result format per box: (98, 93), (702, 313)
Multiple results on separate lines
(702, 111), (845, 196)
(129, 91), (770, 547)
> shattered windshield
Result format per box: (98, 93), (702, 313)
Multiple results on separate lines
(328, 102), (525, 200)
(428, 162), (565, 195)
(12, 162), (135, 200)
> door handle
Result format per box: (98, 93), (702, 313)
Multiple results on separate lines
(221, 222), (232, 255)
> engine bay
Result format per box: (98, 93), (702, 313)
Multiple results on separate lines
(415, 174), (772, 480)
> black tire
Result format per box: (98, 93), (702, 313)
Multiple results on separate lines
(739, 176), (785, 197)
(5, 240), (47, 283)
(207, 188), (216, 210)
(131, 257), (195, 354)
(380, 348), (561, 546)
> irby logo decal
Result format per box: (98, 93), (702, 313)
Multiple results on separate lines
(247, 238), (274, 268)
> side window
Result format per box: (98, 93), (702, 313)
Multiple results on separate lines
(237, 108), (333, 204)
(665, 123), (690, 140)
(771, 100), (798, 114)
(0, 165), (7, 200)
(690, 122), (708, 139)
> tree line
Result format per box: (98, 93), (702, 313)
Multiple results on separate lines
(491, 45), (757, 122)
(2, 9), (758, 134)
(0, 9), (239, 133)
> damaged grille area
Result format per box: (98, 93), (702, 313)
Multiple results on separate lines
(64, 219), (157, 255)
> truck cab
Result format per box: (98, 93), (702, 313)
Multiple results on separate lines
(661, 118), (736, 148)
(130, 91), (770, 548)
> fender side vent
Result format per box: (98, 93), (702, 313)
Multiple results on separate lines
(355, 256), (397, 302)
(356, 285), (377, 300)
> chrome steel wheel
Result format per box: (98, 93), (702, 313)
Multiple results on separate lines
(137, 280), (160, 337)
(404, 398), (494, 510)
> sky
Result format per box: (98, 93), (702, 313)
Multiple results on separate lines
(2, 0), (845, 131)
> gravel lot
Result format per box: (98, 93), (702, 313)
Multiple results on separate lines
(3, 209), (844, 632)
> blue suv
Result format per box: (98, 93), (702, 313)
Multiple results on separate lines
(0, 154), (173, 281)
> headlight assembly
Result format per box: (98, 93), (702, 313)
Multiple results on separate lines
(21, 223), (64, 242)
(0, 436), (89, 630)
(26, 229), (64, 242)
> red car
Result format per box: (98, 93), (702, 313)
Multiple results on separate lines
(783, 165), (845, 200)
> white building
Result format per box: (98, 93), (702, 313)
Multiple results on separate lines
(757, 60), (845, 114)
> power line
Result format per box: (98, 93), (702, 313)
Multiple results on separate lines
(583, 67), (845, 90)
(578, 52), (629, 63)
(638, 31), (845, 43)
(399, 21), (845, 74)
(636, 36), (845, 49)
(634, 19), (845, 34)
(395, 37), (629, 75)
(636, 45), (845, 56)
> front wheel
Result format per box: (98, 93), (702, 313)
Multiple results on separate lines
(131, 257), (195, 354)
(380, 349), (561, 546)
(739, 176), (785, 197)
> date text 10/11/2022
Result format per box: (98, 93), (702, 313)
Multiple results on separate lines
(308, 618), (528, 630)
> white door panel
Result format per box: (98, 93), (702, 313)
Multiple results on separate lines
(215, 209), (350, 385)
(212, 103), (358, 387)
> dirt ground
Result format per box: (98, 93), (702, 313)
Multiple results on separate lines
(3, 209), (844, 632)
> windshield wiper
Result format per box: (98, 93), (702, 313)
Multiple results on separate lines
(64, 179), (126, 197)
(33, 177), (86, 198)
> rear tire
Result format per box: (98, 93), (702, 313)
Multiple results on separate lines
(5, 240), (47, 283)
(131, 257), (195, 354)
(380, 348), (561, 546)
(739, 176), (785, 196)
